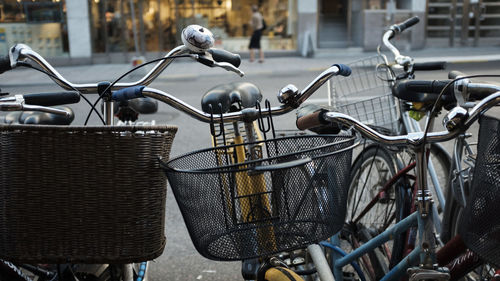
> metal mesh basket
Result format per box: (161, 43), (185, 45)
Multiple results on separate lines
(0, 124), (177, 264)
(161, 135), (355, 261)
(328, 55), (398, 134)
(459, 114), (500, 267)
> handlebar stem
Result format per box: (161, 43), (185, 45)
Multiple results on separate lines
(382, 30), (413, 67)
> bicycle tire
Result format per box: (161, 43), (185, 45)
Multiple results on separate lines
(69, 263), (148, 281)
(342, 144), (410, 281)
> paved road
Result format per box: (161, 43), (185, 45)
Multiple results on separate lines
(1, 59), (499, 281)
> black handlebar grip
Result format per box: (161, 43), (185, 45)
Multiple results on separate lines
(23, 91), (81, 106)
(0, 55), (11, 74)
(393, 80), (455, 103)
(333, 64), (352, 77)
(413, 61), (447, 71)
(394, 16), (420, 33)
(208, 49), (241, 68)
(448, 70), (468, 79)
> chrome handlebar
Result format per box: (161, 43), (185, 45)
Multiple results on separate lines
(381, 30), (413, 67)
(140, 64), (344, 123)
(10, 40), (346, 123)
(16, 45), (192, 93)
(323, 91), (500, 147)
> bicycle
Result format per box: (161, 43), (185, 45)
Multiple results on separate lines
(0, 27), (234, 281)
(318, 16), (452, 280)
(297, 71), (500, 280)
(0, 24), (356, 281)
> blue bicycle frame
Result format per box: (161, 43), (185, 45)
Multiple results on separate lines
(322, 211), (421, 281)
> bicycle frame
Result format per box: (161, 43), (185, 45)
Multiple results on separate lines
(320, 91), (500, 281)
(327, 212), (420, 281)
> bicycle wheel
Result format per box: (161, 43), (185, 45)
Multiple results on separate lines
(69, 263), (148, 281)
(343, 144), (410, 281)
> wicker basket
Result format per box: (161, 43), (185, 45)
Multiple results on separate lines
(459, 114), (500, 267)
(0, 124), (177, 264)
(161, 135), (355, 261)
(328, 55), (399, 134)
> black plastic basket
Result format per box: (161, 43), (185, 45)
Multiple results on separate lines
(161, 135), (356, 261)
(459, 114), (500, 267)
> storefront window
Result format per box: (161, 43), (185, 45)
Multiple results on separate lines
(0, 0), (68, 57)
(89, 0), (296, 55)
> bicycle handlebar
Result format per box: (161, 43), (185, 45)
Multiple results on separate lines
(207, 48), (241, 67)
(22, 91), (81, 106)
(389, 16), (420, 39)
(0, 91), (80, 116)
(1, 23), (351, 123)
(413, 61), (447, 71)
(297, 91), (500, 147)
(111, 64), (350, 123)
(7, 42), (243, 93)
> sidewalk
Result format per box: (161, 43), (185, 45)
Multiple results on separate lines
(1, 46), (499, 87)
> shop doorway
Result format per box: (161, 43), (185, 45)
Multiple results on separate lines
(318, 0), (350, 48)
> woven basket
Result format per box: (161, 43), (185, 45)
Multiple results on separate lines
(0, 124), (177, 264)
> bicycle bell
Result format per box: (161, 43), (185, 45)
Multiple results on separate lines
(443, 106), (468, 131)
(182, 25), (214, 53)
(278, 84), (299, 104)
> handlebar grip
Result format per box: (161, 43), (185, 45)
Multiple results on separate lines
(23, 91), (81, 106)
(394, 16), (420, 33)
(208, 48), (241, 67)
(333, 64), (352, 77)
(448, 70), (467, 79)
(393, 80), (455, 102)
(413, 61), (447, 71)
(0, 55), (11, 74)
(112, 86), (145, 101)
(296, 110), (324, 130)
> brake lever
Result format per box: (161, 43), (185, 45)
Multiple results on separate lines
(213, 61), (245, 77)
(0, 102), (71, 117)
(192, 53), (244, 77)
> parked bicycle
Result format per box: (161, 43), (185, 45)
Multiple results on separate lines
(0, 24), (355, 281)
(298, 68), (500, 280)
(319, 16), (455, 280)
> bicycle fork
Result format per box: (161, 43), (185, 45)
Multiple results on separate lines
(408, 147), (450, 281)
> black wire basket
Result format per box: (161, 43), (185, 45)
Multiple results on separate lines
(161, 134), (356, 261)
(459, 114), (500, 267)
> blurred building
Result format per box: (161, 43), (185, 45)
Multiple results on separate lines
(0, 0), (498, 63)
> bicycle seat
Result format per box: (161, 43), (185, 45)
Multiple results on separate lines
(201, 82), (262, 113)
(3, 106), (75, 125)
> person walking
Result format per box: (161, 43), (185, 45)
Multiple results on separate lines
(249, 4), (265, 63)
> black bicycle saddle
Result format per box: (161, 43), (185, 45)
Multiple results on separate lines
(3, 106), (75, 125)
(201, 82), (262, 113)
